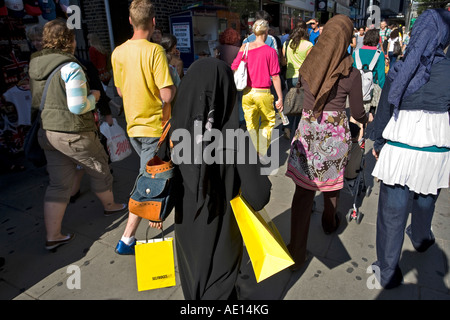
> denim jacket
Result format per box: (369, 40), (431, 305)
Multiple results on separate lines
(370, 58), (450, 152)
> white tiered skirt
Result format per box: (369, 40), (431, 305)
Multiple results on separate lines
(372, 110), (450, 195)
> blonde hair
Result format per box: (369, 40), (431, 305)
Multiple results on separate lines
(129, 0), (155, 30)
(252, 19), (269, 36)
(87, 33), (108, 55)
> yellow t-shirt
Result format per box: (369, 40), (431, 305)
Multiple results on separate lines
(112, 39), (173, 137)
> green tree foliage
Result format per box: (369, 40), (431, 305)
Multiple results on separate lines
(216, 0), (260, 19)
(416, 0), (449, 14)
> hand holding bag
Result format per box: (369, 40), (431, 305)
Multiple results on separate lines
(23, 62), (70, 167)
(233, 42), (249, 91)
(230, 193), (294, 282)
(129, 121), (176, 222)
(99, 118), (132, 162)
(135, 226), (176, 291)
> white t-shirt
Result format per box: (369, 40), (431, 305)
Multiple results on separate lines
(388, 37), (399, 52)
(3, 85), (32, 126)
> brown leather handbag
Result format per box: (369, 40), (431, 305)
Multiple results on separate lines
(284, 86), (304, 117)
(128, 122), (176, 222)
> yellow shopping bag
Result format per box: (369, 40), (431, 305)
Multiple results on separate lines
(135, 227), (176, 291)
(230, 194), (294, 283)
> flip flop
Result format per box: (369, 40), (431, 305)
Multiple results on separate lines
(45, 233), (75, 250)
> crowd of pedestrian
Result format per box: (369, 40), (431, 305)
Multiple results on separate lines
(1, 0), (449, 300)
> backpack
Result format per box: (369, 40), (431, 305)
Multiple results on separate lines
(355, 49), (381, 102)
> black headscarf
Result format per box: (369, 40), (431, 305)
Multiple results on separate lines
(170, 57), (238, 214)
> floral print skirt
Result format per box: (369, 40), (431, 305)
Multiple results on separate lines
(286, 110), (352, 192)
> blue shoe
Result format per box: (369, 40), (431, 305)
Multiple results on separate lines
(115, 239), (136, 255)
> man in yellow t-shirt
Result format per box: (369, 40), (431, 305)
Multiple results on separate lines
(111, 0), (176, 255)
(112, 40), (173, 137)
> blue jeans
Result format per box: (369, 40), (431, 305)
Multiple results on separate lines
(374, 182), (440, 288)
(388, 52), (397, 69)
(285, 78), (301, 133)
(129, 136), (160, 173)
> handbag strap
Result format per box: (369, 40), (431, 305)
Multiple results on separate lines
(368, 50), (381, 71)
(39, 62), (71, 111)
(242, 42), (249, 60)
(355, 49), (362, 70)
(156, 120), (171, 151)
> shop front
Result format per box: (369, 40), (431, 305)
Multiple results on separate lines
(280, 0), (315, 31)
(169, 3), (240, 69)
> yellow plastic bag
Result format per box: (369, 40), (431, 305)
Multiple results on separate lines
(230, 194), (294, 283)
(135, 227), (176, 291)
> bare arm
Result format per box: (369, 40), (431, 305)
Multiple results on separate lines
(160, 85), (176, 104)
(272, 75), (283, 111)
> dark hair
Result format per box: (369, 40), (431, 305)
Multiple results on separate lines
(289, 21), (309, 51)
(255, 10), (271, 22)
(160, 34), (177, 53)
(363, 29), (380, 46)
(390, 29), (399, 39)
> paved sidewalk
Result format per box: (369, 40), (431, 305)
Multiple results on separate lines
(0, 114), (449, 301)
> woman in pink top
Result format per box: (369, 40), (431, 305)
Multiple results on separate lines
(231, 19), (283, 158)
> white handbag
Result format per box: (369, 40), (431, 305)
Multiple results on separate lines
(234, 43), (249, 91)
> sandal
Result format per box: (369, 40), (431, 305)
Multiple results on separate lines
(104, 203), (128, 216)
(45, 233), (75, 250)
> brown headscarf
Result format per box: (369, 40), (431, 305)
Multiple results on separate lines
(299, 15), (354, 119)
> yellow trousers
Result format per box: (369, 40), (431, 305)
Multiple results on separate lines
(242, 87), (276, 155)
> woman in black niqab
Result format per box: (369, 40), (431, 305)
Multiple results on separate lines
(169, 58), (271, 300)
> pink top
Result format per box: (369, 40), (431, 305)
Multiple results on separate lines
(231, 45), (280, 89)
(361, 45), (378, 50)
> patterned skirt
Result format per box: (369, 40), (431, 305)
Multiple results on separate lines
(286, 110), (352, 192)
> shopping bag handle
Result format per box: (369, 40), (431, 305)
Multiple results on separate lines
(145, 226), (165, 243)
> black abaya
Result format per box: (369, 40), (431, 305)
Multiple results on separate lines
(169, 58), (271, 300)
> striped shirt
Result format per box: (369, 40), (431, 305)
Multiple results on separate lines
(60, 62), (96, 115)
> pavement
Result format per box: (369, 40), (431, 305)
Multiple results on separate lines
(1, 109), (449, 304)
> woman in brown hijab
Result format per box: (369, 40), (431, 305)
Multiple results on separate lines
(285, 15), (373, 270)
